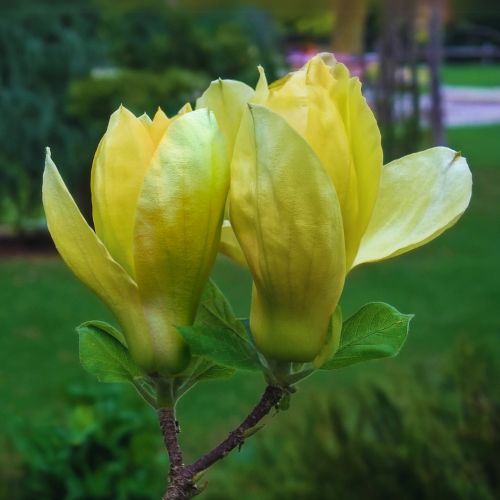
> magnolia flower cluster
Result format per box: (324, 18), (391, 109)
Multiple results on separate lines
(43, 54), (472, 375)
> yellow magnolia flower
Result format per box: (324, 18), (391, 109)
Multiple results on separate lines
(197, 53), (472, 363)
(43, 105), (229, 375)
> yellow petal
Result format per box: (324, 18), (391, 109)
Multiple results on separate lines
(91, 105), (154, 276)
(253, 65), (269, 103)
(149, 105), (194, 149)
(150, 107), (170, 147)
(257, 67), (309, 137)
(134, 108), (229, 374)
(302, 57), (351, 208)
(138, 112), (152, 131)
(353, 147), (472, 266)
(219, 220), (247, 267)
(313, 306), (343, 368)
(257, 58), (352, 239)
(196, 79), (254, 158)
(178, 102), (193, 115)
(329, 63), (383, 268)
(230, 105), (346, 362)
(42, 149), (154, 371)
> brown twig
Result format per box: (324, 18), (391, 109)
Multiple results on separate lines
(157, 385), (285, 499)
(158, 408), (197, 499)
(188, 385), (284, 475)
(158, 408), (183, 469)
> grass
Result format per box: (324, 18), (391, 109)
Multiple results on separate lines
(442, 63), (500, 88)
(447, 124), (500, 169)
(436, 64), (500, 172)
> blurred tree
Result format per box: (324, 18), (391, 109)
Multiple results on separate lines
(451, 0), (500, 33)
(183, 0), (333, 22)
(93, 0), (282, 82)
(0, 0), (283, 232)
(95, 0), (205, 71)
(427, 0), (446, 146)
(67, 68), (210, 137)
(0, 0), (102, 232)
(66, 1), (283, 190)
(184, 0), (384, 54)
(375, 0), (423, 161)
(331, 0), (368, 54)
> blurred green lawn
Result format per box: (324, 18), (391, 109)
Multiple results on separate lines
(442, 63), (500, 87)
(1, 124), (499, 462)
(448, 124), (500, 169)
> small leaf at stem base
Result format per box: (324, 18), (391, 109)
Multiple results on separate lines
(320, 302), (412, 370)
(178, 280), (261, 371)
(77, 321), (144, 383)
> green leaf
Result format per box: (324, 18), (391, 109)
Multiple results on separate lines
(179, 280), (261, 371)
(190, 361), (236, 381)
(77, 322), (144, 383)
(321, 303), (412, 370)
(178, 324), (261, 371)
(79, 320), (127, 346)
(196, 280), (247, 337)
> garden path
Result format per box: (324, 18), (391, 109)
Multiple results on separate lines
(439, 86), (500, 126)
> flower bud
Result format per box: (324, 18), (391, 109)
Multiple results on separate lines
(200, 53), (472, 363)
(229, 105), (345, 362)
(43, 105), (229, 375)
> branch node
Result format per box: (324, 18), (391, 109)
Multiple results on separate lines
(159, 385), (286, 499)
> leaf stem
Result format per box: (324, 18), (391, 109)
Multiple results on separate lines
(132, 378), (158, 407)
(157, 378), (176, 408)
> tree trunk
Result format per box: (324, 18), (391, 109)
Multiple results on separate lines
(331, 0), (368, 54)
(428, 0), (446, 145)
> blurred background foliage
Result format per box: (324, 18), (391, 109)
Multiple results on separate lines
(1, 342), (499, 499)
(206, 342), (500, 500)
(0, 0), (282, 230)
(1, 0), (499, 498)
(3, 0), (500, 231)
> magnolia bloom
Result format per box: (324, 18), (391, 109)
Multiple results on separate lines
(43, 105), (229, 375)
(197, 53), (472, 363)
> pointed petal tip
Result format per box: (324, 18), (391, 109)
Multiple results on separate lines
(178, 102), (193, 114)
(44, 147), (56, 172)
(153, 107), (168, 119)
(247, 103), (270, 117)
(115, 103), (135, 118)
(256, 65), (267, 81)
(138, 112), (152, 125)
(203, 78), (222, 89)
(108, 105), (129, 128)
(121, 104), (132, 115)
(317, 52), (337, 66)
(452, 150), (463, 164)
